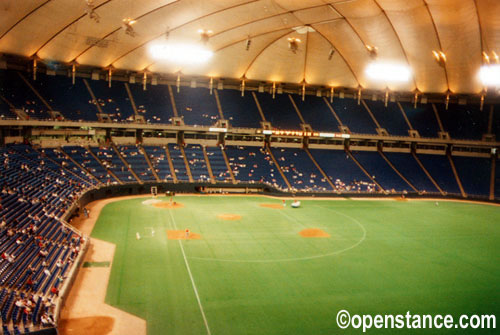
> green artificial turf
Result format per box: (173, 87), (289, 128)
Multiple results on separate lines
(90, 196), (499, 334)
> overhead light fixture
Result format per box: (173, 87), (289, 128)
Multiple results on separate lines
(288, 37), (301, 54)
(365, 45), (378, 59)
(365, 62), (412, 83)
(123, 18), (137, 37)
(292, 26), (316, 34)
(149, 43), (213, 65)
(86, 0), (100, 23)
(479, 64), (500, 86)
(328, 49), (335, 60)
(432, 50), (446, 67)
(198, 29), (213, 44)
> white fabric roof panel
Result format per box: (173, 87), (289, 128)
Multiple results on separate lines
(0, 0), (498, 94)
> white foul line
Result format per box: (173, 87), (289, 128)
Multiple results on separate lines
(168, 210), (212, 335)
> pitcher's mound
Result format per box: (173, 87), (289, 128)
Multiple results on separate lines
(153, 202), (184, 209)
(59, 316), (114, 335)
(167, 230), (201, 240)
(299, 228), (330, 238)
(218, 214), (242, 220)
(259, 204), (284, 209)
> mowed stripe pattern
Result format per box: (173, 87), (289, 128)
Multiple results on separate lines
(90, 196), (500, 335)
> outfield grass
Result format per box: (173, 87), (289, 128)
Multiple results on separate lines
(90, 196), (499, 334)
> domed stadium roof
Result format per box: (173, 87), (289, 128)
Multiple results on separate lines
(0, 0), (499, 94)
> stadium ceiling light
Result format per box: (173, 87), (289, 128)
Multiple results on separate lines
(479, 64), (500, 86)
(149, 42), (214, 65)
(198, 29), (213, 44)
(482, 51), (499, 64)
(85, 0), (100, 23)
(123, 18), (137, 37)
(432, 50), (446, 67)
(288, 37), (301, 54)
(365, 45), (378, 59)
(365, 62), (412, 83)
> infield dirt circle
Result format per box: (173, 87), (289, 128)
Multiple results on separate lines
(299, 228), (330, 238)
(167, 230), (201, 240)
(152, 202), (184, 209)
(217, 214), (242, 220)
(259, 204), (285, 209)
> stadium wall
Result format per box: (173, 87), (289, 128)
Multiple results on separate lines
(62, 182), (498, 217)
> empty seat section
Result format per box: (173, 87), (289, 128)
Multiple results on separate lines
(62, 146), (111, 183)
(331, 98), (376, 134)
(271, 147), (331, 191)
(384, 152), (438, 193)
(352, 151), (409, 192)
(417, 154), (461, 195)
(167, 144), (189, 181)
(217, 90), (262, 128)
(128, 83), (175, 123)
(225, 146), (287, 189)
(118, 146), (156, 181)
(493, 107), (500, 139)
(496, 158), (500, 199)
(87, 80), (134, 122)
(206, 147), (232, 182)
(310, 149), (376, 192)
(365, 101), (409, 136)
(401, 102), (439, 138)
(292, 95), (339, 132)
(41, 148), (96, 186)
(453, 156), (490, 197)
(256, 93), (302, 129)
(174, 87), (219, 126)
(437, 103), (487, 140)
(144, 146), (173, 181)
(0, 70), (49, 119)
(28, 73), (96, 121)
(0, 93), (16, 118)
(183, 145), (210, 182)
(89, 147), (133, 182)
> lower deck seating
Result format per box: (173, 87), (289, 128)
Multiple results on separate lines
(351, 151), (410, 192)
(0, 145), (88, 334)
(143, 146), (173, 181)
(417, 154), (461, 195)
(17, 144), (494, 199)
(384, 152), (439, 194)
(89, 146), (134, 182)
(183, 145), (210, 182)
(118, 146), (156, 181)
(167, 144), (189, 181)
(205, 147), (232, 182)
(61, 146), (113, 183)
(225, 146), (287, 190)
(271, 148), (331, 192)
(309, 149), (377, 192)
(452, 156), (491, 197)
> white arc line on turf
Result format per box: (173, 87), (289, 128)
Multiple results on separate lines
(188, 206), (366, 263)
(168, 210), (212, 335)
